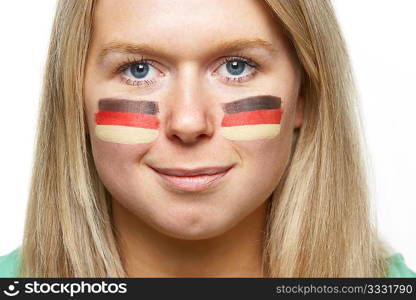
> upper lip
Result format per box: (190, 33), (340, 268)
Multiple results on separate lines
(151, 165), (233, 176)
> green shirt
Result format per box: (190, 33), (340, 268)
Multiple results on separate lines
(0, 247), (415, 277)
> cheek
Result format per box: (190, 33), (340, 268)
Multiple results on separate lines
(95, 111), (159, 144)
(220, 95), (283, 141)
(220, 109), (283, 141)
(240, 137), (290, 184)
(94, 99), (161, 145)
(230, 100), (294, 197)
(90, 139), (150, 190)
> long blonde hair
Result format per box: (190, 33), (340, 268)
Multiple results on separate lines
(20, 0), (389, 277)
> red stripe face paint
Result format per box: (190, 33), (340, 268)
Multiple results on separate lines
(96, 111), (160, 129)
(221, 96), (283, 141)
(95, 99), (160, 144)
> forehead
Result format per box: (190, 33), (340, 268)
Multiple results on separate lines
(92, 0), (285, 58)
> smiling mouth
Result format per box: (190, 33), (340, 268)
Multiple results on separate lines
(150, 165), (234, 192)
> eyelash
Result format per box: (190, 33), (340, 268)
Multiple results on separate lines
(114, 55), (260, 87)
(115, 56), (159, 87)
(214, 56), (259, 83)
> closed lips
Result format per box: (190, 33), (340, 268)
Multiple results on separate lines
(151, 166), (233, 176)
(150, 165), (233, 192)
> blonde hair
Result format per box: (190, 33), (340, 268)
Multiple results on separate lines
(20, 0), (389, 277)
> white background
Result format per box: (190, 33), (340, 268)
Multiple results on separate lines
(0, 1), (415, 270)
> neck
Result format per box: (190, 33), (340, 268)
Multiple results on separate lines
(112, 200), (268, 277)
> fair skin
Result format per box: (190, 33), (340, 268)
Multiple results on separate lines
(84, 0), (303, 277)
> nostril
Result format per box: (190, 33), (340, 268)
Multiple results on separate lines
(165, 117), (214, 144)
(171, 131), (211, 145)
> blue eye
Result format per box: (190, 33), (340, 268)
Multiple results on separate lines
(216, 57), (258, 83)
(129, 62), (150, 79)
(118, 59), (161, 87)
(226, 61), (246, 76)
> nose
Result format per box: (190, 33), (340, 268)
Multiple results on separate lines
(163, 72), (215, 145)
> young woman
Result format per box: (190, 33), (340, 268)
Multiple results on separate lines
(0, 0), (414, 277)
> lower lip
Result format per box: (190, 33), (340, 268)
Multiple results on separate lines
(154, 168), (231, 192)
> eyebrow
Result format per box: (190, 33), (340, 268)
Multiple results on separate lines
(98, 38), (278, 64)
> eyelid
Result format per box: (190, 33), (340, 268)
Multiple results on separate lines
(115, 56), (165, 87)
(115, 56), (163, 73)
(211, 55), (260, 85)
(211, 54), (259, 73)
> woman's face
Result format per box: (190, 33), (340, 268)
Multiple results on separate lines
(84, 0), (303, 240)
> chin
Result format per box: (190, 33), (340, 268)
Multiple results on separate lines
(159, 228), (229, 241)
(150, 212), (235, 241)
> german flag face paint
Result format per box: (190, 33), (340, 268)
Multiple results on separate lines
(221, 95), (282, 141)
(95, 99), (160, 144)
